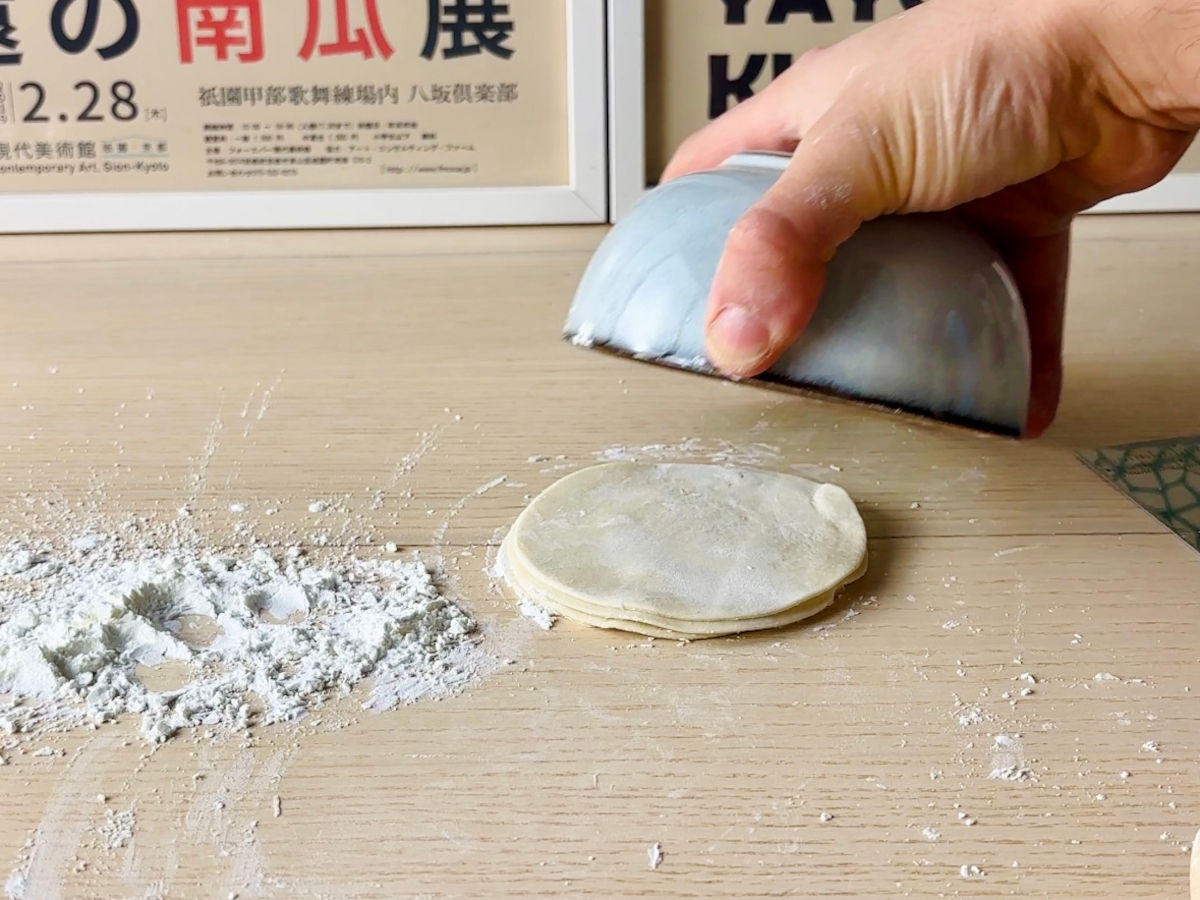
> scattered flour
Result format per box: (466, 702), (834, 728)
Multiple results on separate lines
(594, 438), (782, 468)
(0, 531), (483, 745)
(518, 600), (555, 631)
(101, 805), (136, 851)
(989, 733), (1034, 782)
(4, 870), (26, 900)
(957, 707), (984, 727)
(988, 765), (1034, 783)
(570, 322), (596, 348)
(647, 843), (664, 870)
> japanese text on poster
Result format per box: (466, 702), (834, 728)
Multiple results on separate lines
(0, 0), (570, 193)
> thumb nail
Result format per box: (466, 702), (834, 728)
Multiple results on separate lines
(708, 306), (772, 374)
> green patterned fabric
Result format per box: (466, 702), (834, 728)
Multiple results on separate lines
(1078, 437), (1200, 551)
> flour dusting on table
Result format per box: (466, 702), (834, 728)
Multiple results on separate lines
(594, 437), (783, 468)
(647, 842), (664, 870)
(518, 599), (555, 631)
(100, 805), (136, 851)
(0, 526), (482, 745)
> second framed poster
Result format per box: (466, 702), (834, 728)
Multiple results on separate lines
(611, 0), (1200, 219)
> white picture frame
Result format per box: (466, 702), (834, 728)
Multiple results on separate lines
(0, 0), (609, 233)
(1088, 175), (1200, 213)
(606, 0), (646, 222)
(605, 1), (1200, 219)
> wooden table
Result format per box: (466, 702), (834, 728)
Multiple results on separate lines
(0, 214), (1198, 898)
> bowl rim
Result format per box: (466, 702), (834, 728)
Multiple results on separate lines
(721, 150), (792, 172)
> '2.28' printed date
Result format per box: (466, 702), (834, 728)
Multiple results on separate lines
(16, 80), (138, 123)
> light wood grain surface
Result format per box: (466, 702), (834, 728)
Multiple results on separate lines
(1, 214), (1198, 899)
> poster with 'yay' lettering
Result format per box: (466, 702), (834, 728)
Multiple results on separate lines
(605, 0), (1200, 220)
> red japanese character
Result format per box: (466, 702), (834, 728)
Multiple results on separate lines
(300, 0), (392, 60)
(177, 0), (263, 64)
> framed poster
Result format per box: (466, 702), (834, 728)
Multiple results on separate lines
(0, 0), (608, 232)
(611, 0), (1200, 220)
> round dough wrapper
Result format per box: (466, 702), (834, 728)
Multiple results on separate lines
(503, 560), (844, 639)
(500, 461), (867, 636)
(500, 534), (864, 638)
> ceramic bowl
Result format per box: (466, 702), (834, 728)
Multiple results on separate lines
(565, 151), (1032, 435)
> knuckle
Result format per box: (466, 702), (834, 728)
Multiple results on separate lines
(727, 206), (802, 260)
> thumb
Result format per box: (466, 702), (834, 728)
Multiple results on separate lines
(705, 117), (897, 378)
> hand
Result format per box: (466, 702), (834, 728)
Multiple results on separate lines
(661, 0), (1198, 436)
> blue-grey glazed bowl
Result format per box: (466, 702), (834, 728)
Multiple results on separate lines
(565, 151), (1032, 435)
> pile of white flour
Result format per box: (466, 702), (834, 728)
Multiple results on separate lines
(0, 530), (480, 744)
